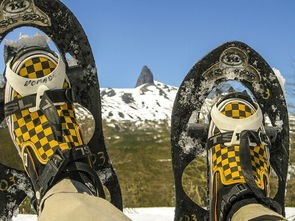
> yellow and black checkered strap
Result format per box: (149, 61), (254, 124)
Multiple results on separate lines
(207, 132), (233, 148)
(4, 88), (75, 117)
(238, 130), (282, 214)
(35, 146), (104, 202)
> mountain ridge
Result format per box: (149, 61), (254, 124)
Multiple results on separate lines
(101, 81), (177, 125)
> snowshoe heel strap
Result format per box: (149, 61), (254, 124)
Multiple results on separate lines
(210, 101), (263, 146)
(5, 52), (67, 97)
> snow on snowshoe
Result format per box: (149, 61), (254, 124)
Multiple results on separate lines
(171, 41), (289, 221)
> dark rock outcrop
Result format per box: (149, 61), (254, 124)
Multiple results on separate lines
(121, 93), (135, 104)
(135, 66), (154, 87)
(101, 88), (116, 97)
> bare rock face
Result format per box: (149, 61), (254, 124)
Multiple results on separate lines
(135, 65), (154, 87)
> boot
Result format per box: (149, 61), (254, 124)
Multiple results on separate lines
(4, 39), (103, 210)
(207, 92), (282, 221)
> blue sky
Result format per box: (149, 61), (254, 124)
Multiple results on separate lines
(63, 1), (295, 86)
(68, 0), (295, 111)
(1, 0), (295, 110)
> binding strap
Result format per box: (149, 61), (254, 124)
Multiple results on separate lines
(4, 88), (75, 117)
(35, 146), (104, 203)
(5, 52), (67, 97)
(207, 130), (270, 149)
(219, 183), (254, 220)
(210, 98), (263, 146)
(5, 88), (75, 141)
(39, 91), (63, 141)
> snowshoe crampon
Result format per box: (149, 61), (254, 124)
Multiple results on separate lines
(0, 0), (122, 217)
(171, 41), (289, 221)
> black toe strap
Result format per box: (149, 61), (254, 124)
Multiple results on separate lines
(4, 88), (75, 117)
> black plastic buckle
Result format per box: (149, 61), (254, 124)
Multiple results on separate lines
(258, 131), (271, 146)
(65, 88), (76, 103)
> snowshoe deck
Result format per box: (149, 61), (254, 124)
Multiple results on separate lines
(0, 0), (122, 218)
(171, 41), (289, 221)
(0, 163), (31, 220)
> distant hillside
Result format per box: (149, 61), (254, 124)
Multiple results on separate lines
(101, 81), (177, 125)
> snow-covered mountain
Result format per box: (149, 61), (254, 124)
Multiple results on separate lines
(1, 65), (294, 132)
(101, 81), (177, 124)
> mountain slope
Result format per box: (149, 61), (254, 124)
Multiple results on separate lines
(101, 81), (177, 124)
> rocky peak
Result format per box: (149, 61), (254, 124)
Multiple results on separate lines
(135, 65), (154, 87)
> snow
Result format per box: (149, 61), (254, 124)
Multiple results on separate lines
(12, 207), (295, 221)
(101, 81), (177, 124)
(4, 34), (49, 51)
(178, 131), (203, 154)
(272, 68), (286, 96)
(125, 208), (175, 221)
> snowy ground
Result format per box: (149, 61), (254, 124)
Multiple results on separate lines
(12, 207), (295, 221)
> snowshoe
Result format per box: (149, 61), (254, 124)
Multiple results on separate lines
(171, 41), (289, 221)
(0, 0), (122, 218)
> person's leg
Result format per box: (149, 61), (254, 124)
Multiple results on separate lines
(39, 179), (130, 221)
(232, 204), (285, 221)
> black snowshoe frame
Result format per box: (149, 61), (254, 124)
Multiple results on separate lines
(0, 0), (122, 216)
(171, 41), (289, 221)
